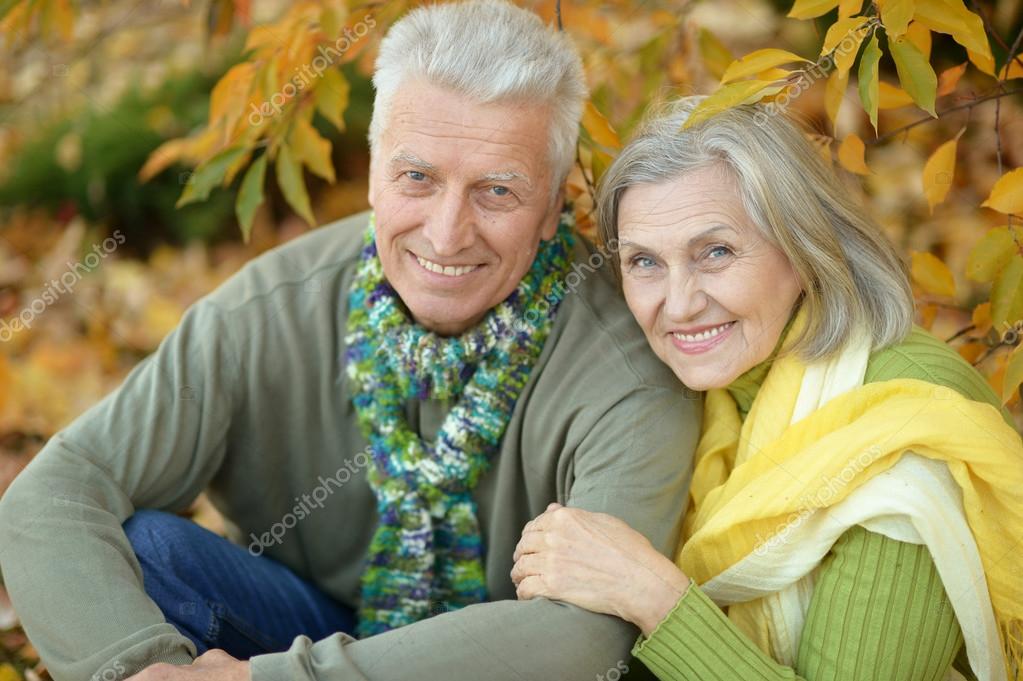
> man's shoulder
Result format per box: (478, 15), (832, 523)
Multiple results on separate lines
(203, 210), (370, 313)
(542, 236), (689, 397)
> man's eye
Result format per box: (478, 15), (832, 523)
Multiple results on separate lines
(490, 185), (510, 196)
(405, 170), (426, 181)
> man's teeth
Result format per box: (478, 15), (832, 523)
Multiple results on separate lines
(416, 255), (479, 277)
(673, 322), (734, 343)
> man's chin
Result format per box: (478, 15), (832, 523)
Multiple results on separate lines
(403, 299), (489, 336)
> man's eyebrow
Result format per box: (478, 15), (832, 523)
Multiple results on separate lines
(388, 152), (438, 172)
(479, 170), (531, 186)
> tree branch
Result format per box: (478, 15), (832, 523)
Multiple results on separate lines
(867, 88), (1023, 145)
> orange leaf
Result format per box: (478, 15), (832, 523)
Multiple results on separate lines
(582, 101), (621, 151)
(936, 62), (967, 96)
(837, 133), (870, 174)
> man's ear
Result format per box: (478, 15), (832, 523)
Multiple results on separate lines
(541, 186), (566, 240)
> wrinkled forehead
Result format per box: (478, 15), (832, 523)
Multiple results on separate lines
(372, 81), (554, 181)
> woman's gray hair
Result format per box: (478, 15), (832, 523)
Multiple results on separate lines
(596, 96), (914, 361)
(369, 0), (587, 195)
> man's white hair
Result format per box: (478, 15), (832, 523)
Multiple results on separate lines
(369, 0), (587, 194)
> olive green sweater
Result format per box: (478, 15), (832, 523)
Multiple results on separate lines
(0, 210), (701, 681)
(632, 326), (1009, 681)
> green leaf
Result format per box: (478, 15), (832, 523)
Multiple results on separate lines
(276, 143), (316, 227)
(991, 254), (1023, 329)
(858, 34), (882, 132)
(235, 152), (268, 243)
(176, 146), (247, 208)
(967, 226), (1023, 283)
(315, 68), (350, 132)
(889, 36), (937, 116)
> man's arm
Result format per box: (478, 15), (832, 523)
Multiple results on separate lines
(0, 299), (239, 681)
(249, 385), (700, 681)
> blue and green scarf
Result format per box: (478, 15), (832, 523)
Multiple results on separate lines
(344, 211), (575, 637)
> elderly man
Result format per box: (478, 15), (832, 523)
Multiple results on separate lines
(0, 1), (698, 680)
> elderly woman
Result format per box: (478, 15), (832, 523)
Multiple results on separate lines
(511, 97), (1023, 681)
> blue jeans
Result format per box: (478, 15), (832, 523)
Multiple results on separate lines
(123, 509), (357, 659)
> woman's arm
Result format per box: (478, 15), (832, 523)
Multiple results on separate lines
(513, 508), (964, 681)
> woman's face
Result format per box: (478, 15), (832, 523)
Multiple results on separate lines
(617, 164), (803, 391)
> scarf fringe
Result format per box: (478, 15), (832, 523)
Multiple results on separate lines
(1002, 619), (1022, 680)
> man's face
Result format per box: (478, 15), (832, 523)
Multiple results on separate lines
(368, 80), (563, 336)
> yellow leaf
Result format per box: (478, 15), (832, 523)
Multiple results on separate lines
(922, 137), (957, 212)
(788, 0), (840, 20)
(972, 301), (992, 334)
(825, 69), (848, 125)
(998, 58), (1023, 80)
(290, 117), (336, 183)
(878, 0), (914, 36)
(683, 80), (788, 130)
(721, 48), (809, 84)
(991, 255), (1023, 329)
(1003, 344), (1023, 404)
(905, 21), (932, 59)
(314, 68), (350, 132)
(275, 143), (316, 227)
(858, 35), (882, 132)
(911, 251), (956, 297)
(878, 81), (915, 108)
(138, 138), (192, 183)
(838, 0), (860, 18)
(889, 37), (937, 115)
(914, 0), (992, 63)
(821, 17), (871, 77)
(837, 133), (870, 174)
(698, 28), (734, 81)
(209, 63), (256, 133)
(968, 48), (996, 77)
(982, 168), (1023, 214)
(936, 62), (967, 96)
(967, 226), (1023, 282)
(0, 662), (20, 681)
(582, 101), (621, 150)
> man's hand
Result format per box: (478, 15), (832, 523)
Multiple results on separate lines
(125, 650), (250, 681)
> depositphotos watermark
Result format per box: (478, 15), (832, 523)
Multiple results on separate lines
(752, 445), (880, 556)
(754, 18), (879, 127)
(524, 238), (621, 326)
(247, 13), (376, 126)
(0, 229), (126, 343)
(248, 447), (371, 555)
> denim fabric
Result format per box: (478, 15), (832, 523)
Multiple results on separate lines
(123, 509), (356, 658)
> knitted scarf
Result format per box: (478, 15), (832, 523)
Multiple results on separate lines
(345, 212), (575, 637)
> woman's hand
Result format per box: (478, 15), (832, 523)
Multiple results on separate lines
(511, 503), (691, 636)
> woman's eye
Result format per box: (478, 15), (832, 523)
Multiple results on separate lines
(631, 255), (656, 269)
(707, 245), (732, 259)
(405, 170), (426, 182)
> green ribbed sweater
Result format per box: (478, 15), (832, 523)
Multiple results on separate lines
(633, 325), (1010, 681)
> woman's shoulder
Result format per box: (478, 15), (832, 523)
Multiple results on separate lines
(864, 325), (1003, 412)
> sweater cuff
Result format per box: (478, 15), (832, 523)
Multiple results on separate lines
(631, 583), (793, 681)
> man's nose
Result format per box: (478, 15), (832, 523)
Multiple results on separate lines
(422, 190), (475, 257)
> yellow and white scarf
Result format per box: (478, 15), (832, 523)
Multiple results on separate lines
(677, 316), (1023, 681)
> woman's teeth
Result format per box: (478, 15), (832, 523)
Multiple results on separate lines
(416, 255), (479, 277)
(673, 322), (734, 342)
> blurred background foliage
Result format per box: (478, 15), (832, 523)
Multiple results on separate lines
(0, 0), (1021, 676)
